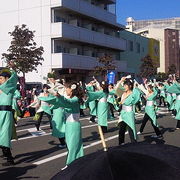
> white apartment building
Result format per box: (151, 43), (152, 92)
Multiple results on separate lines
(0, 0), (126, 83)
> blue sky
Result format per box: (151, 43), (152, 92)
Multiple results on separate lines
(116, 0), (180, 25)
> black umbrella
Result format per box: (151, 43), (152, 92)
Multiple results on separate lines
(51, 143), (180, 180)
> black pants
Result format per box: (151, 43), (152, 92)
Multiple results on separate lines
(1, 146), (13, 161)
(119, 121), (136, 145)
(173, 109), (177, 116)
(135, 101), (141, 112)
(159, 96), (166, 106)
(90, 115), (96, 122)
(109, 103), (115, 117)
(35, 112), (52, 129)
(29, 107), (36, 117)
(140, 113), (161, 136)
(167, 103), (170, 111)
(101, 126), (108, 133)
(59, 137), (66, 145)
(80, 109), (85, 116)
(177, 120), (180, 128)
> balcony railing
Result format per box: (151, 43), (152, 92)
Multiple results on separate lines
(50, 0), (123, 28)
(51, 22), (126, 50)
(51, 53), (127, 72)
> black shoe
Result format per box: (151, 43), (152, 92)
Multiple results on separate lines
(89, 117), (96, 123)
(35, 124), (40, 131)
(58, 144), (66, 148)
(89, 119), (95, 123)
(2, 159), (15, 166)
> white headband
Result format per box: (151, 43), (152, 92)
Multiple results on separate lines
(71, 84), (77, 90)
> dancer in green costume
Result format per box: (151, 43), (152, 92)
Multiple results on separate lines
(167, 80), (180, 129)
(39, 82), (84, 168)
(138, 85), (162, 138)
(47, 75), (66, 147)
(117, 77), (141, 145)
(164, 81), (174, 111)
(86, 81), (109, 133)
(86, 82), (97, 123)
(29, 84), (52, 131)
(50, 104), (66, 147)
(158, 83), (166, 106)
(11, 88), (21, 140)
(108, 83), (119, 118)
(0, 69), (17, 166)
(12, 88), (21, 123)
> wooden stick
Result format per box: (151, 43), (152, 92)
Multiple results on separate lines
(98, 126), (108, 151)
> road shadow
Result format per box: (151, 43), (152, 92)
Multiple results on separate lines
(0, 165), (38, 179)
(83, 131), (99, 143)
(159, 126), (176, 134)
(141, 135), (166, 145)
(107, 127), (118, 133)
(157, 114), (168, 119)
(14, 146), (62, 164)
(17, 118), (50, 128)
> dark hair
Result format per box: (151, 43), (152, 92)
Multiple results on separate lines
(147, 85), (154, 92)
(65, 82), (85, 104)
(158, 83), (164, 87)
(101, 81), (109, 94)
(43, 84), (50, 89)
(109, 83), (114, 87)
(124, 79), (134, 90)
(0, 72), (11, 78)
(167, 80), (172, 86)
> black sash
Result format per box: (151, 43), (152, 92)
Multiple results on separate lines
(0, 105), (12, 111)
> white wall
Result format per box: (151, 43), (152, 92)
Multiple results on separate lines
(0, 0), (52, 82)
(0, 0), (123, 82)
(148, 29), (165, 73)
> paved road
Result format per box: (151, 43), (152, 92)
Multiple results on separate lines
(0, 107), (180, 180)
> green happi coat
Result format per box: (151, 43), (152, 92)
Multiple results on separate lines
(160, 86), (166, 98)
(39, 95), (84, 165)
(145, 89), (158, 127)
(12, 89), (21, 114)
(164, 84), (174, 110)
(87, 90), (109, 126)
(107, 90), (119, 111)
(120, 88), (141, 140)
(51, 105), (65, 138)
(167, 83), (180, 120)
(86, 86), (97, 116)
(0, 72), (17, 148)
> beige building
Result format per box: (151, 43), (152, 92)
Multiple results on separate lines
(126, 17), (180, 44)
(126, 17), (180, 76)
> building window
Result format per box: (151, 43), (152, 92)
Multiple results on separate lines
(55, 45), (62, 53)
(136, 43), (140, 53)
(128, 41), (133, 51)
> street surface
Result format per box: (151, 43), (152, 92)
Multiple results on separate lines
(0, 107), (180, 180)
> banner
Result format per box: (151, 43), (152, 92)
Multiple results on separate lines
(107, 71), (115, 84)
